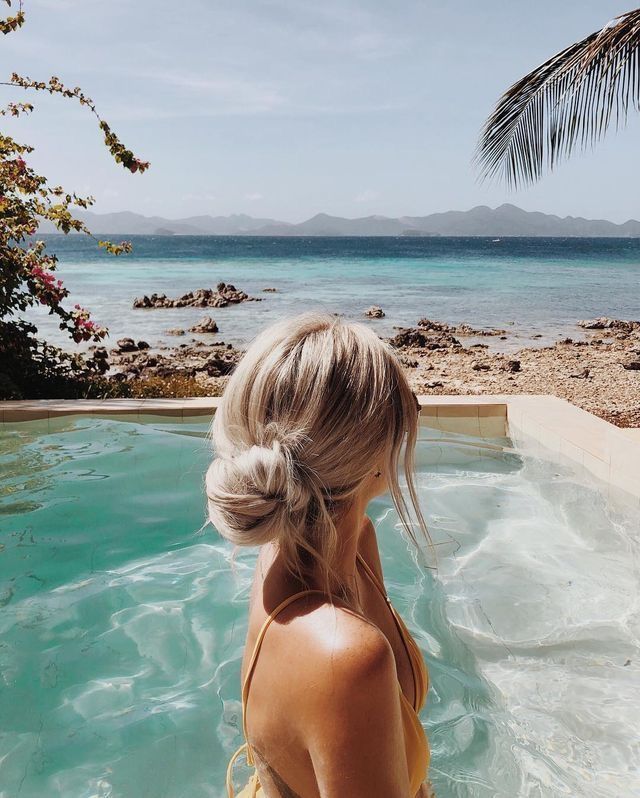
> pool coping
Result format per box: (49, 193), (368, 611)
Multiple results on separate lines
(1, 395), (639, 506)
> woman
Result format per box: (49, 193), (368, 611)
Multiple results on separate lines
(206, 311), (432, 798)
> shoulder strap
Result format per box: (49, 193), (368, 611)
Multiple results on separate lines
(356, 550), (389, 599)
(356, 551), (420, 711)
(226, 742), (255, 798)
(241, 589), (327, 766)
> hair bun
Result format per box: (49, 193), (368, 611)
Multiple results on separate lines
(206, 437), (311, 546)
(205, 311), (429, 593)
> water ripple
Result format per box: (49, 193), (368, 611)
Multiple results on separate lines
(0, 418), (638, 796)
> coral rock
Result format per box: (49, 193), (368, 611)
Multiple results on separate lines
(189, 316), (219, 334)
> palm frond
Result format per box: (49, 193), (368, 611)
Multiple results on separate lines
(476, 8), (640, 188)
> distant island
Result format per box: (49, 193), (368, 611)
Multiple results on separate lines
(39, 203), (640, 237)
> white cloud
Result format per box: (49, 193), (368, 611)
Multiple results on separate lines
(182, 192), (217, 203)
(244, 192), (264, 201)
(255, 1), (406, 59)
(131, 69), (286, 115)
(106, 98), (404, 123)
(355, 189), (380, 203)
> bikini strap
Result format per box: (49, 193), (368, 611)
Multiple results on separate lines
(355, 550), (389, 600)
(226, 742), (256, 798)
(241, 589), (327, 766)
(355, 551), (420, 711)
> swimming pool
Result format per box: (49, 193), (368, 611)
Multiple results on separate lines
(0, 415), (638, 797)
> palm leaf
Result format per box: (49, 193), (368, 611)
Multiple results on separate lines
(476, 8), (640, 188)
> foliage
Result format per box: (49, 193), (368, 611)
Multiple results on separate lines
(0, 320), (111, 399)
(476, 8), (640, 187)
(0, 0), (24, 35)
(0, 323), (222, 400)
(0, 0), (150, 398)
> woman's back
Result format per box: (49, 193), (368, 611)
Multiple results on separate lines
(228, 518), (430, 798)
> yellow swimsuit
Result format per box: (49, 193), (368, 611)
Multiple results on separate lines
(225, 551), (430, 797)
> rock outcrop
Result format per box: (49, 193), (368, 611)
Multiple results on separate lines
(108, 340), (242, 387)
(579, 317), (640, 334)
(389, 327), (461, 350)
(417, 318), (505, 336)
(189, 316), (219, 334)
(115, 337), (150, 352)
(133, 282), (259, 309)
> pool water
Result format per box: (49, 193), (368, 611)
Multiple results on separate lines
(0, 416), (638, 798)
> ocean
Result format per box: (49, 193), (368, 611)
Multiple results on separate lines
(26, 235), (640, 353)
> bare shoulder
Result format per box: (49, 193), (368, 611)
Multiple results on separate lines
(295, 601), (410, 797)
(290, 598), (397, 706)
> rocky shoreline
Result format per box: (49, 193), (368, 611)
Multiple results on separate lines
(388, 316), (640, 427)
(89, 305), (640, 428)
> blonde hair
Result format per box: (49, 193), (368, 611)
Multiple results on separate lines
(205, 311), (429, 599)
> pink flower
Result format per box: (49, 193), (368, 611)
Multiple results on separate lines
(30, 266), (67, 305)
(69, 306), (106, 341)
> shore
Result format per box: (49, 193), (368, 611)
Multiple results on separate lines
(99, 312), (640, 428)
(402, 322), (640, 428)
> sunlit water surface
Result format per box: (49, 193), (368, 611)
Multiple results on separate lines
(0, 416), (638, 798)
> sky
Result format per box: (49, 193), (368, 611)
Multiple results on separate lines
(2, 0), (640, 222)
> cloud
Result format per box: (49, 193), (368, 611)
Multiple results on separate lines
(244, 192), (264, 201)
(105, 98), (404, 122)
(33, 0), (108, 8)
(256, 1), (407, 59)
(182, 192), (218, 202)
(355, 189), (380, 203)
(131, 69), (286, 115)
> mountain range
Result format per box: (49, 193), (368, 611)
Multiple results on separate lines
(39, 204), (640, 237)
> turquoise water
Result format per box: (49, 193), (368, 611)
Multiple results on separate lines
(26, 235), (640, 353)
(0, 416), (638, 797)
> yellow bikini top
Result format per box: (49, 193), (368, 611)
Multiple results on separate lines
(226, 552), (430, 797)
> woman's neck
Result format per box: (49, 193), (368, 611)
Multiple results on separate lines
(260, 494), (369, 610)
(330, 494), (368, 589)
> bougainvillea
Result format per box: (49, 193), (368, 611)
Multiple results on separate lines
(0, 1), (149, 398)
